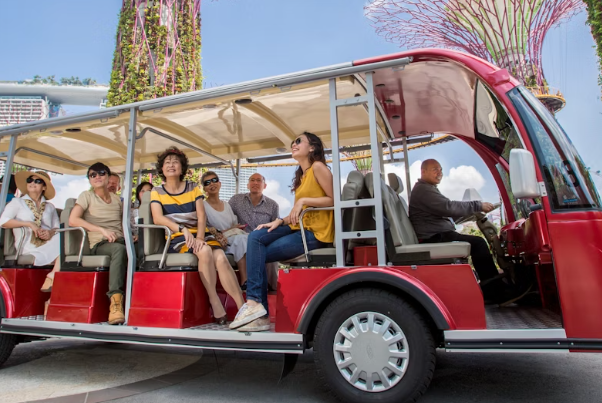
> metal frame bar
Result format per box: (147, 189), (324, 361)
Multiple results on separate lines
(55, 227), (87, 265)
(137, 127), (238, 180)
(402, 136), (411, 201)
(0, 134), (17, 213)
(329, 79), (346, 267)
(8, 147), (89, 168)
(134, 223), (173, 269)
(298, 207), (334, 260)
(122, 108), (137, 322)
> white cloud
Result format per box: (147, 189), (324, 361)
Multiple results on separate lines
(51, 177), (90, 209)
(438, 165), (486, 201)
(263, 179), (292, 216)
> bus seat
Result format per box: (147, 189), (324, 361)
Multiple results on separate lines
(3, 227), (36, 266)
(137, 192), (197, 270)
(387, 173), (409, 212)
(284, 170), (368, 266)
(60, 198), (110, 270)
(365, 173), (470, 263)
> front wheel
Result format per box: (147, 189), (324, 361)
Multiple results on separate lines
(313, 288), (436, 403)
(0, 333), (16, 368)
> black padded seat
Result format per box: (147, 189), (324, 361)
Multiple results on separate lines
(365, 173), (470, 264)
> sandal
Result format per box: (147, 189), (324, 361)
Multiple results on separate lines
(41, 277), (53, 293)
(215, 315), (228, 325)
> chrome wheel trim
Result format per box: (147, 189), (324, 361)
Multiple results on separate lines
(333, 311), (409, 392)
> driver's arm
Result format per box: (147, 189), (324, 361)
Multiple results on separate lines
(419, 187), (482, 218)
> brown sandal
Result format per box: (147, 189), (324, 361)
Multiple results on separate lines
(215, 315), (228, 325)
(41, 277), (53, 293)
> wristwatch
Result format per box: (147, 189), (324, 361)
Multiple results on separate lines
(178, 224), (185, 232)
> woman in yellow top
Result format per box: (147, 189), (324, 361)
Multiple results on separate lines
(229, 132), (334, 332)
(150, 147), (244, 325)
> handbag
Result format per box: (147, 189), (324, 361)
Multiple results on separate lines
(222, 228), (247, 238)
(207, 227), (229, 249)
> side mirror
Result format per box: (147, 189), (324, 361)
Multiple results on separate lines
(509, 149), (541, 198)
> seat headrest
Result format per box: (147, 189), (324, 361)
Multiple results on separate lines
(64, 198), (76, 209)
(387, 173), (404, 194)
(342, 171), (365, 201)
(141, 191), (151, 204)
(365, 172), (375, 197)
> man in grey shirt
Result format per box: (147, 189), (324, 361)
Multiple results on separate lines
(409, 159), (504, 301)
(229, 173), (279, 290)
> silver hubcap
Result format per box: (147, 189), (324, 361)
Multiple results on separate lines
(333, 311), (409, 392)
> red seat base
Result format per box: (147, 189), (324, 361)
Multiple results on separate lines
(46, 271), (110, 323)
(129, 272), (213, 329)
(0, 268), (51, 318)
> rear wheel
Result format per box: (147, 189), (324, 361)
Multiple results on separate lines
(313, 288), (436, 403)
(0, 333), (16, 368)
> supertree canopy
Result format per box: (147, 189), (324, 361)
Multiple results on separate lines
(366, 0), (583, 112)
(107, 0), (202, 107)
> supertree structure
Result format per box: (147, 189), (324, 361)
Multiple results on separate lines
(366, 0), (583, 112)
(107, 0), (202, 106)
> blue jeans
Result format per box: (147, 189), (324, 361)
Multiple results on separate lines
(246, 226), (325, 313)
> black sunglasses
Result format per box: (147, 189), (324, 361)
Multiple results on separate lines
(203, 177), (219, 187)
(291, 137), (303, 147)
(88, 170), (107, 179)
(26, 176), (45, 185)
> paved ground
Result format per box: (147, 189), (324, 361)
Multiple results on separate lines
(2, 339), (602, 402)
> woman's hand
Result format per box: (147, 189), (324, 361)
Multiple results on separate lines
(192, 238), (206, 254)
(288, 198), (306, 226)
(38, 229), (50, 241)
(182, 227), (196, 250)
(27, 222), (42, 238)
(100, 228), (117, 243)
(256, 218), (283, 233)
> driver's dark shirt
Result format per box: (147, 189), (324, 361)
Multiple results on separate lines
(409, 179), (483, 240)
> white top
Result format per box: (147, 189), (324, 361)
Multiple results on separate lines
(0, 195), (60, 266)
(203, 200), (238, 231)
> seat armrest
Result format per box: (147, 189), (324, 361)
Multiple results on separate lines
(55, 227), (87, 266)
(299, 207), (334, 262)
(134, 223), (173, 270)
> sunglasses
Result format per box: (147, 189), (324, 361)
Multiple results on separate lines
(203, 177), (219, 187)
(26, 176), (45, 185)
(88, 170), (107, 179)
(291, 137), (303, 147)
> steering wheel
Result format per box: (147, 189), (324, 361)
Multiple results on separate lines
(454, 202), (501, 225)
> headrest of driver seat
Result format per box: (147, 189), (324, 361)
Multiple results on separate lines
(387, 173), (404, 194)
(342, 171), (365, 200)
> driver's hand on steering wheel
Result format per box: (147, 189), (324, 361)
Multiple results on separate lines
(482, 202), (496, 213)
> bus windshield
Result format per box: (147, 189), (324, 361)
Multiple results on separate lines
(508, 87), (601, 211)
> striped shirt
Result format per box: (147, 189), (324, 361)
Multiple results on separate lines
(150, 181), (203, 240)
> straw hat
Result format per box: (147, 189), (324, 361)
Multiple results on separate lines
(15, 171), (56, 200)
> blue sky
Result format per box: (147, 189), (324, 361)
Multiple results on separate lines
(0, 0), (600, 212)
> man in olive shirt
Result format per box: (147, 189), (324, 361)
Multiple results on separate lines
(69, 162), (127, 325)
(409, 159), (506, 302)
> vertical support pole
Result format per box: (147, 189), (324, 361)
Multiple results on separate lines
(366, 72), (387, 266)
(136, 169), (142, 187)
(235, 159), (241, 194)
(329, 79), (345, 267)
(402, 136), (411, 202)
(0, 134), (18, 213)
(123, 108), (138, 323)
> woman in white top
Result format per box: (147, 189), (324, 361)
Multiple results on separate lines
(201, 171), (249, 289)
(0, 171), (60, 292)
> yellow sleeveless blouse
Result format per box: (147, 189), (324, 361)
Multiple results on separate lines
(289, 165), (335, 243)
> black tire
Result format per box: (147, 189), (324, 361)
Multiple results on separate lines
(0, 333), (16, 368)
(313, 288), (436, 403)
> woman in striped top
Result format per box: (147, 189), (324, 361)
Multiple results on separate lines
(150, 147), (244, 325)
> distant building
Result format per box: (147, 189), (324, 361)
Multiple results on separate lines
(213, 167), (257, 201)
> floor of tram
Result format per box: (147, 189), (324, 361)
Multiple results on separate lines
(485, 305), (563, 329)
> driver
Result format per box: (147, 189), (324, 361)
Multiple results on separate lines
(409, 159), (505, 302)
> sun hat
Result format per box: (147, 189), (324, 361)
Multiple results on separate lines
(15, 171), (56, 200)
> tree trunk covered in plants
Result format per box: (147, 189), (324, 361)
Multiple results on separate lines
(584, 0), (602, 93)
(107, 0), (202, 106)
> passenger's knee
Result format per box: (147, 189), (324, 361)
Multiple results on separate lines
(213, 249), (228, 266)
(196, 246), (212, 262)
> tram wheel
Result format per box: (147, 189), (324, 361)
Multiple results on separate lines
(313, 288), (436, 403)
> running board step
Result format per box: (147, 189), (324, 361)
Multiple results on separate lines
(0, 318), (304, 354)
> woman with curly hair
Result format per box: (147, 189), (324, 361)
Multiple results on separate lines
(149, 147), (244, 325)
(229, 132), (334, 332)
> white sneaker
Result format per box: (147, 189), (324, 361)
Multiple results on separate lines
(237, 317), (271, 332)
(229, 303), (267, 329)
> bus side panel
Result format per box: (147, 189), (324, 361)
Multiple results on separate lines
(547, 217), (602, 339)
(0, 268), (49, 318)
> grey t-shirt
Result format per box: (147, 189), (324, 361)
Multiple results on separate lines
(408, 179), (482, 240)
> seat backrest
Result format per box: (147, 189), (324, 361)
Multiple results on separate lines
(387, 173), (409, 212)
(139, 191), (165, 255)
(342, 171), (374, 233)
(3, 227), (18, 258)
(366, 173), (419, 248)
(61, 198), (91, 256)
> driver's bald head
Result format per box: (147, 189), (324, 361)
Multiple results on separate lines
(421, 159), (440, 171)
(421, 159), (443, 185)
